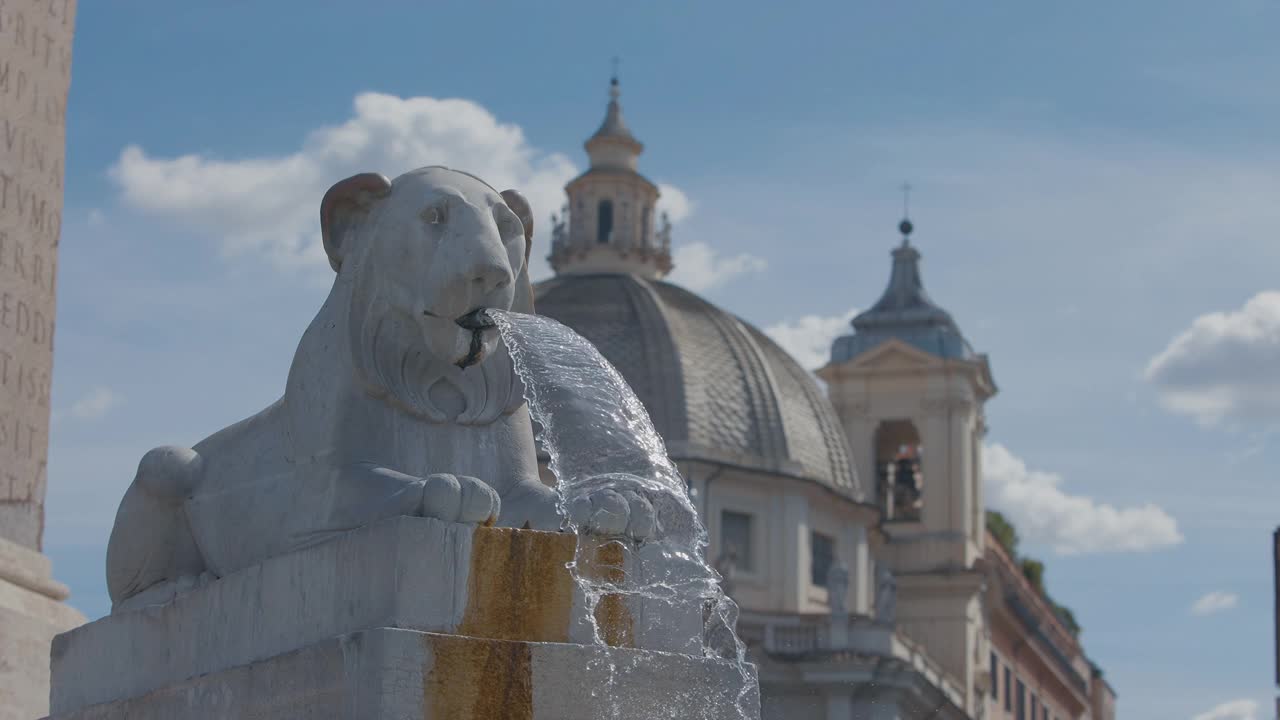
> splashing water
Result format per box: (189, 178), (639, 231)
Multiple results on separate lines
(492, 310), (755, 717)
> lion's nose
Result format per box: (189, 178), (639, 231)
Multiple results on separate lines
(468, 263), (511, 294)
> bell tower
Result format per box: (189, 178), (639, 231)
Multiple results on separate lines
(547, 74), (672, 279)
(818, 214), (996, 716)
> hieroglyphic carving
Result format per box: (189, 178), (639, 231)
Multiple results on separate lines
(0, 0), (76, 549)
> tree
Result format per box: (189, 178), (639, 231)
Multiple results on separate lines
(1053, 603), (1081, 637)
(986, 510), (1019, 557)
(1020, 557), (1045, 594)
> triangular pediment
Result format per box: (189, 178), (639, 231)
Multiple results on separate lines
(849, 338), (939, 370)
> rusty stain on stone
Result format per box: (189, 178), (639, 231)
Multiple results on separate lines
(587, 539), (635, 648)
(425, 633), (533, 720)
(457, 525), (576, 643)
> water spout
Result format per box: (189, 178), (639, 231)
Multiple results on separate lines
(492, 309), (754, 718)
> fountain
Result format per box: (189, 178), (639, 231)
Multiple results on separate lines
(44, 167), (760, 719)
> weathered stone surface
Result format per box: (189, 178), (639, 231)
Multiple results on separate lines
(0, 6), (82, 716)
(53, 517), (708, 714)
(0, 536), (85, 720)
(0, 0), (76, 551)
(45, 627), (759, 720)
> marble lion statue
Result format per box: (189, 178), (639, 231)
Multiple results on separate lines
(106, 166), (659, 612)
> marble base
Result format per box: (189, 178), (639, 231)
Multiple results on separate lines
(46, 626), (758, 720)
(0, 537), (86, 720)
(48, 517), (753, 719)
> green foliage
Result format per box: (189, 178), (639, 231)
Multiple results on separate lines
(986, 510), (1083, 637)
(985, 510), (1019, 557)
(1054, 603), (1081, 637)
(1020, 557), (1045, 593)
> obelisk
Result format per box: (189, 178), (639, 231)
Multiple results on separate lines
(0, 2), (85, 719)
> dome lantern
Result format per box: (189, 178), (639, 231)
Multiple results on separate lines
(548, 73), (672, 279)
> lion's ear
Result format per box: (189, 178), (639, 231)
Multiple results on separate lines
(320, 173), (393, 272)
(500, 189), (536, 314)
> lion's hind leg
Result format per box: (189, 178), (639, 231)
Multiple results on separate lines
(105, 446), (211, 611)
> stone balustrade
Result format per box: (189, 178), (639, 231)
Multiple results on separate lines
(736, 609), (965, 708)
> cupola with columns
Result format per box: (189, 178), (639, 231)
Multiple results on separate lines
(548, 74), (673, 278)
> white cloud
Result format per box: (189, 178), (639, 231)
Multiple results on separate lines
(656, 182), (693, 224)
(1190, 591), (1239, 616)
(67, 387), (121, 421)
(110, 93), (583, 278)
(667, 241), (767, 293)
(1145, 291), (1280, 428)
(1192, 699), (1259, 720)
(983, 443), (1183, 555)
(764, 308), (858, 370)
(86, 208), (106, 227)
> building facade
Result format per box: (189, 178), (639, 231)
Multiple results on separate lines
(535, 77), (1117, 720)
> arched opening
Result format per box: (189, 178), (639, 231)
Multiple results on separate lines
(597, 199), (614, 244)
(874, 419), (923, 522)
(640, 205), (650, 247)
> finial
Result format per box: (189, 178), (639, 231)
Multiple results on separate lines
(899, 182), (914, 241)
(610, 57), (621, 99)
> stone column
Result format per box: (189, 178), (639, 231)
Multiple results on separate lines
(0, 3), (84, 720)
(1, 0), (74, 550)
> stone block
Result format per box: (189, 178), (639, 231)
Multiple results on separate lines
(46, 627), (759, 720)
(51, 517), (709, 714)
(0, 537), (86, 720)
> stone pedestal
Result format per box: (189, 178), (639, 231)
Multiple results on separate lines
(46, 517), (759, 719)
(0, 537), (85, 720)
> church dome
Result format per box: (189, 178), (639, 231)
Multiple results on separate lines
(535, 273), (862, 499)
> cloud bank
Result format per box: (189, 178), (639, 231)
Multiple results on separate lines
(1146, 291), (1280, 428)
(984, 443), (1183, 555)
(1190, 591), (1239, 616)
(1192, 699), (1259, 720)
(764, 308), (858, 371)
(111, 93), (724, 287)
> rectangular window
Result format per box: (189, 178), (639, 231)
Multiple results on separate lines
(990, 651), (999, 699)
(720, 511), (754, 572)
(1031, 695), (1038, 718)
(1016, 679), (1026, 720)
(1004, 668), (1012, 711)
(810, 531), (834, 587)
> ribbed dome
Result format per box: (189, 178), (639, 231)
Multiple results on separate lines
(535, 273), (862, 499)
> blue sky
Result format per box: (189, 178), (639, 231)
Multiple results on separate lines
(45, 3), (1280, 718)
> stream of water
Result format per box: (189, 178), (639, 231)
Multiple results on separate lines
(492, 309), (754, 717)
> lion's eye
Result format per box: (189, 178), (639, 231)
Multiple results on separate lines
(423, 205), (447, 225)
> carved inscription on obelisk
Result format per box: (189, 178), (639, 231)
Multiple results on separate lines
(0, 0), (76, 549)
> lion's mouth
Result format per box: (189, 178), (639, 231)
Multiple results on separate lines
(455, 308), (497, 369)
(455, 308), (496, 332)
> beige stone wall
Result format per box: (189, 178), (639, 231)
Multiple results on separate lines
(0, 0), (77, 550)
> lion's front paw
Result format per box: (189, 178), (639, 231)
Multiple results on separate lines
(568, 477), (659, 541)
(421, 473), (501, 525)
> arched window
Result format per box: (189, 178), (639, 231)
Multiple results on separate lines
(874, 420), (924, 522)
(640, 206), (651, 247)
(597, 200), (613, 244)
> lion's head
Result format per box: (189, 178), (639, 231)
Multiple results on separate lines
(318, 166), (536, 425)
